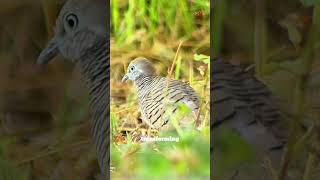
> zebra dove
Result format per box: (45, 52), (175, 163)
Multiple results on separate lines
(122, 57), (200, 129)
(211, 58), (288, 179)
(37, 0), (109, 177)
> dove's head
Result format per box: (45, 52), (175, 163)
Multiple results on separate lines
(122, 57), (156, 82)
(37, 0), (108, 64)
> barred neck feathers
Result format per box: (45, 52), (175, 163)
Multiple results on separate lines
(79, 39), (109, 101)
(77, 38), (109, 176)
(134, 74), (156, 91)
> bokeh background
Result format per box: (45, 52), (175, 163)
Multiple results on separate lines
(110, 0), (210, 179)
(213, 0), (320, 179)
(0, 1), (103, 179)
(0, 0), (210, 179)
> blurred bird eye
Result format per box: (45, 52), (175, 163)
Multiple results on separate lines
(65, 13), (78, 30)
(131, 67), (134, 71)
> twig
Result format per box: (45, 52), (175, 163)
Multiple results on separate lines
(279, 3), (320, 180)
(303, 153), (316, 180)
(262, 158), (278, 180)
(167, 41), (183, 80)
(113, 107), (137, 114)
(14, 139), (91, 166)
(118, 127), (158, 133)
(254, 0), (267, 78)
(195, 63), (209, 127)
(189, 59), (193, 85)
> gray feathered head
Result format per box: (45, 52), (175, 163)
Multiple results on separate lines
(37, 0), (108, 64)
(122, 57), (156, 82)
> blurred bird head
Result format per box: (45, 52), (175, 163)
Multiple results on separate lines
(37, 0), (108, 64)
(122, 57), (156, 82)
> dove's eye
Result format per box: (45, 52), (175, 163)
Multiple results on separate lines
(64, 13), (78, 31)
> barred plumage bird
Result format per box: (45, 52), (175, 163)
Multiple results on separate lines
(37, 0), (109, 177)
(211, 58), (287, 179)
(122, 57), (200, 129)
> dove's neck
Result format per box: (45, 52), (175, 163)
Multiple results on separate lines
(134, 74), (159, 92)
(79, 39), (109, 107)
(78, 38), (109, 175)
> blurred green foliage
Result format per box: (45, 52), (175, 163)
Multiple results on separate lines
(301, 0), (320, 6)
(0, 144), (30, 180)
(213, 0), (320, 179)
(212, 127), (257, 179)
(111, 110), (210, 179)
(112, 0), (209, 179)
(0, 1), (101, 179)
(110, 0), (210, 172)
(111, 0), (210, 44)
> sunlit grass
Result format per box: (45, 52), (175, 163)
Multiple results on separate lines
(111, 0), (210, 44)
(110, 0), (210, 178)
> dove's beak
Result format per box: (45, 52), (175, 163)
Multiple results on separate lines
(37, 38), (60, 65)
(122, 74), (129, 82)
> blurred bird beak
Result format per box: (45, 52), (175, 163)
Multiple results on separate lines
(37, 38), (59, 65)
(122, 74), (129, 82)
